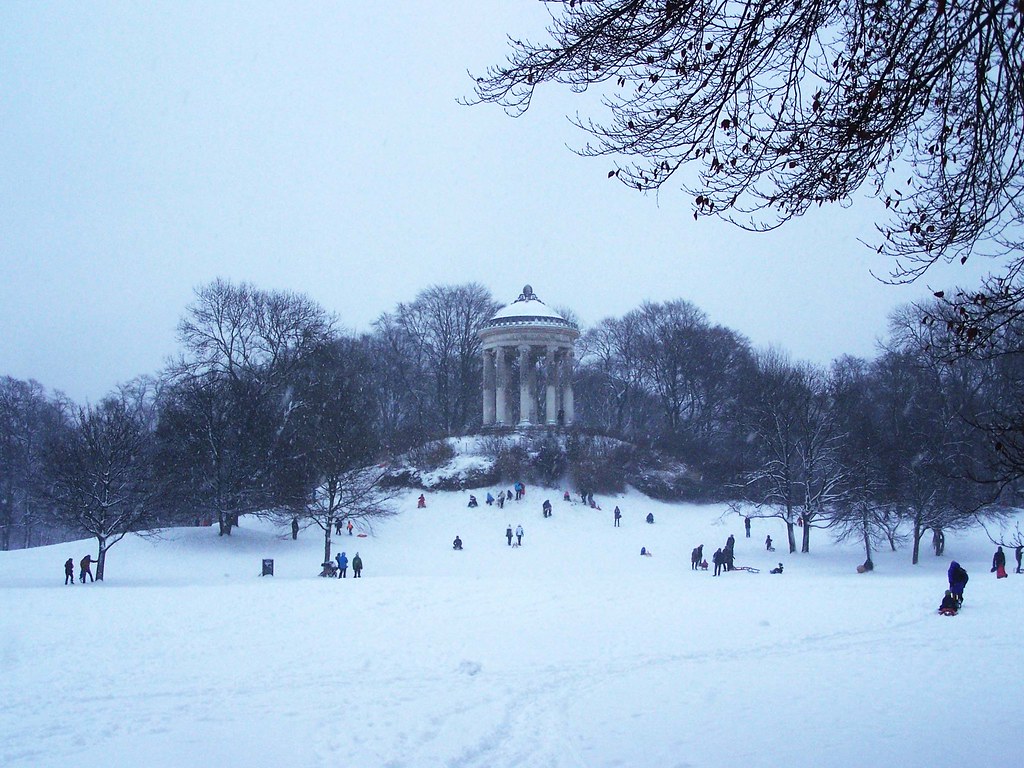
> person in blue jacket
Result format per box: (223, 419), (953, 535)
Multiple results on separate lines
(336, 551), (348, 578)
(947, 560), (968, 605)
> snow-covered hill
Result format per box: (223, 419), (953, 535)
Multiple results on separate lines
(1, 487), (1020, 768)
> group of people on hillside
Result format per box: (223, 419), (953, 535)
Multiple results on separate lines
(63, 554), (96, 584)
(322, 551), (363, 578)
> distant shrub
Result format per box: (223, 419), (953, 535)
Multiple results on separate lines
(406, 440), (456, 472)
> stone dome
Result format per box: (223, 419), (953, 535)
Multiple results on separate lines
(483, 285), (577, 332)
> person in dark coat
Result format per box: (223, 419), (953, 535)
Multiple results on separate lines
(453, 536), (463, 550)
(614, 507), (621, 527)
(352, 553), (363, 577)
(744, 516), (751, 538)
(291, 517), (299, 540)
(712, 548), (724, 576)
(948, 561), (969, 604)
(691, 545), (704, 571)
(724, 544), (735, 572)
(542, 500), (552, 518)
(79, 555), (95, 583)
(335, 519), (343, 535)
(992, 546), (1008, 578)
(770, 563), (784, 574)
(1016, 545), (1023, 574)
(938, 590), (959, 615)
(335, 551), (348, 578)
(765, 535), (774, 552)
(645, 512), (654, 524)
(64, 557), (75, 585)
(506, 525), (514, 546)
(417, 494), (426, 508)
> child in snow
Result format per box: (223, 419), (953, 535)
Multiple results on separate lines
(770, 563), (784, 574)
(938, 590), (959, 616)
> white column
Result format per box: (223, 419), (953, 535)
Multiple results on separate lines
(545, 346), (559, 425)
(482, 348), (496, 425)
(495, 347), (508, 425)
(562, 349), (575, 426)
(518, 345), (532, 426)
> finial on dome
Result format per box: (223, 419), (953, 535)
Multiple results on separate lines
(517, 284), (537, 303)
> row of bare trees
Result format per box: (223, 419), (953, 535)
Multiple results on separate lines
(4, 278), (1023, 572)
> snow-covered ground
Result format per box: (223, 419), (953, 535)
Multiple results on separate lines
(2, 487), (1020, 768)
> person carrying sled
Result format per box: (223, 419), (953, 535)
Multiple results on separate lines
(948, 561), (969, 605)
(453, 535), (463, 550)
(938, 590), (959, 616)
(336, 551), (348, 578)
(992, 546), (1008, 578)
(691, 545), (704, 571)
(352, 553), (363, 577)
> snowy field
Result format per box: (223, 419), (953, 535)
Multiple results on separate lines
(1, 488), (1021, 768)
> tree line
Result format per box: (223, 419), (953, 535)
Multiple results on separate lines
(2, 277), (1021, 575)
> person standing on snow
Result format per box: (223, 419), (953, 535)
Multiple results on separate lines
(515, 524), (524, 546)
(79, 554), (95, 583)
(336, 551), (348, 578)
(992, 546), (1008, 578)
(765, 535), (774, 552)
(744, 516), (751, 538)
(1016, 545), (1023, 574)
(347, 520), (354, 536)
(948, 561), (969, 605)
(291, 517), (299, 540)
(691, 545), (703, 571)
(506, 525), (514, 546)
(64, 557), (75, 585)
(712, 548), (724, 576)
(352, 553), (363, 577)
(614, 507), (622, 527)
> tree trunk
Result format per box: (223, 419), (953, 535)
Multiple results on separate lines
(96, 536), (107, 581)
(786, 521), (796, 553)
(862, 516), (873, 563)
(912, 521), (922, 565)
(323, 521), (333, 565)
(801, 515), (811, 553)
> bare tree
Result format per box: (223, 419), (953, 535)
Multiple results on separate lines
(0, 377), (64, 549)
(736, 350), (847, 552)
(282, 338), (397, 565)
(161, 279), (334, 535)
(470, 1), (1024, 286)
(43, 396), (156, 580)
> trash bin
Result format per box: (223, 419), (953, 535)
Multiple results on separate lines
(261, 558), (274, 576)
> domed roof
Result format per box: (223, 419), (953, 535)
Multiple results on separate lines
(484, 285), (576, 330)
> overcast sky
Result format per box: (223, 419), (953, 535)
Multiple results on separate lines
(0, 2), (993, 403)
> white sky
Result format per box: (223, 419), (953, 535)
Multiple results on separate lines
(0, 2), (994, 403)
